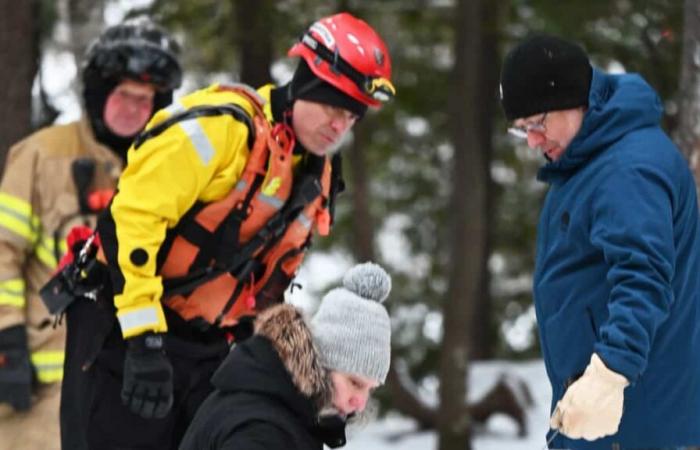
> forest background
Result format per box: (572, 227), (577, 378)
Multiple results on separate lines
(1, 0), (698, 449)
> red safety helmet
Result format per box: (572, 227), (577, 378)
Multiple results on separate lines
(288, 12), (395, 108)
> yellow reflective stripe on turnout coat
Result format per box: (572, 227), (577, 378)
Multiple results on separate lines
(0, 117), (122, 382)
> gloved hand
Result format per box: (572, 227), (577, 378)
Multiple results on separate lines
(550, 353), (629, 440)
(121, 332), (173, 419)
(0, 325), (32, 411)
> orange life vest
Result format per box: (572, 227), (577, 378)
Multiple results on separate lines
(155, 85), (333, 328)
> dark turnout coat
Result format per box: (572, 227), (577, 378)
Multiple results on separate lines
(179, 304), (347, 450)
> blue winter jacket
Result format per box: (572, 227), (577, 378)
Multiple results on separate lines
(536, 69), (700, 449)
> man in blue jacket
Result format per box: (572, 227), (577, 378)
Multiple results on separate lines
(499, 34), (700, 449)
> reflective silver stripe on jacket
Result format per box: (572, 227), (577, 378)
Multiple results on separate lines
(258, 194), (284, 209)
(297, 212), (312, 230)
(164, 101), (215, 164)
(118, 306), (161, 334)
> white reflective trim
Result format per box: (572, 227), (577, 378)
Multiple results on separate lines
(257, 194), (284, 210)
(162, 100), (215, 164)
(118, 307), (160, 333)
(310, 22), (335, 47)
(297, 213), (312, 230)
(235, 180), (247, 191)
(164, 101), (185, 115)
(180, 119), (215, 164)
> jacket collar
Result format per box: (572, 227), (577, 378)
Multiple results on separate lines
(537, 68), (663, 185)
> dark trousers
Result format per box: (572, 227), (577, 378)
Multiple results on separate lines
(61, 295), (115, 450)
(62, 299), (230, 450)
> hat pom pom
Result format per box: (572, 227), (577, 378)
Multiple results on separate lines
(342, 262), (391, 303)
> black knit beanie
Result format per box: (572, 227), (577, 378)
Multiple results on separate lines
(500, 34), (592, 121)
(290, 60), (367, 119)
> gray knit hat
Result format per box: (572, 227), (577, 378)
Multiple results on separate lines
(310, 262), (392, 384)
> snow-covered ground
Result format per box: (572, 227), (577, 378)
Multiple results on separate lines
(342, 360), (552, 450)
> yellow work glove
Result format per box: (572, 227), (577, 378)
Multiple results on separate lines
(550, 353), (629, 441)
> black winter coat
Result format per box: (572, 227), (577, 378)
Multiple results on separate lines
(180, 305), (346, 450)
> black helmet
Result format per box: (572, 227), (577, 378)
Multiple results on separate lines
(82, 17), (182, 159)
(83, 16), (182, 91)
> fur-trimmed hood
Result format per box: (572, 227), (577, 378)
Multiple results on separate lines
(254, 303), (332, 405)
(211, 304), (332, 411)
(184, 304), (348, 450)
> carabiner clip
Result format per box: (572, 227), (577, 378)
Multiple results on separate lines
(271, 122), (295, 154)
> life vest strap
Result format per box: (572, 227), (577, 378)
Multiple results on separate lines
(156, 201), (207, 272)
(161, 175), (322, 299)
(212, 175), (265, 270)
(328, 153), (345, 227)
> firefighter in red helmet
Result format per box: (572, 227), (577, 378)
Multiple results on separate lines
(52, 12), (394, 450)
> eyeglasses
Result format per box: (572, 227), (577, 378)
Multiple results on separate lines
(507, 112), (548, 139)
(300, 33), (396, 102)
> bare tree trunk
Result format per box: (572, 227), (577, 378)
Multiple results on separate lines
(338, 1), (438, 424)
(341, 3), (525, 439)
(234, 0), (273, 86)
(675, 0), (700, 188)
(384, 360), (437, 429)
(0, 0), (37, 174)
(438, 0), (488, 447)
(346, 117), (442, 425)
(347, 123), (376, 262)
(335, 0), (431, 423)
(468, 0), (499, 361)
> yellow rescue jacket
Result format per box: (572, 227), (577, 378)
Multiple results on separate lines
(0, 118), (122, 383)
(99, 84), (334, 338)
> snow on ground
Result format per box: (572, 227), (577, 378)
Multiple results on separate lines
(341, 359), (552, 450)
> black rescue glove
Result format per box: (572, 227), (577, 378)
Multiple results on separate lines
(121, 332), (173, 419)
(0, 325), (32, 411)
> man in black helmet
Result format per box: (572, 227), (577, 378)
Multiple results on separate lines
(0, 17), (181, 450)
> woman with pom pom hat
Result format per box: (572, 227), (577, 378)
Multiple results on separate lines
(180, 262), (392, 450)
